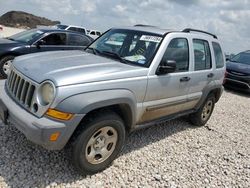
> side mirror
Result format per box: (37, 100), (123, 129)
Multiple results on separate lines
(36, 39), (46, 48)
(156, 60), (176, 75)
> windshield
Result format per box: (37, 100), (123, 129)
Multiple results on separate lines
(231, 52), (250, 65)
(87, 29), (163, 67)
(56, 24), (68, 30)
(8, 29), (44, 43)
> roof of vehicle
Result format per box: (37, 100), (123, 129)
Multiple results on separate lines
(28, 28), (94, 41)
(114, 25), (174, 36)
(89, 30), (101, 32)
(113, 25), (218, 39)
(56, 24), (86, 29)
(33, 28), (89, 35)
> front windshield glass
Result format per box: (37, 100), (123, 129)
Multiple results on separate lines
(8, 29), (44, 43)
(231, 52), (250, 65)
(87, 29), (163, 67)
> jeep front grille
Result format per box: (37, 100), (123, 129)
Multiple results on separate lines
(7, 70), (36, 110)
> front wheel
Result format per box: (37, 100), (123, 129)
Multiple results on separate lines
(190, 95), (215, 126)
(0, 55), (15, 79)
(72, 112), (126, 175)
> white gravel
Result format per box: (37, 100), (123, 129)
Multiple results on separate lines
(0, 90), (249, 188)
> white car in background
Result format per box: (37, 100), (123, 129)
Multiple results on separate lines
(0, 25), (3, 38)
(55, 24), (87, 35)
(88, 30), (102, 39)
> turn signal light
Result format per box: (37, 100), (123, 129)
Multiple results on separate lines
(46, 109), (74, 121)
(50, 132), (60, 141)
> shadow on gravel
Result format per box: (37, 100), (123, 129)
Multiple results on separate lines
(0, 118), (192, 187)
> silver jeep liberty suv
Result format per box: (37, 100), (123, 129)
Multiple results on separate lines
(0, 26), (225, 174)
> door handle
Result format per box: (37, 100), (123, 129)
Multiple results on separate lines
(180, 77), (191, 82)
(207, 73), (214, 78)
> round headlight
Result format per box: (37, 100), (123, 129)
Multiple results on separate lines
(39, 81), (55, 106)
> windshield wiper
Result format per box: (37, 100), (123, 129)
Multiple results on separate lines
(6, 37), (15, 41)
(101, 50), (130, 64)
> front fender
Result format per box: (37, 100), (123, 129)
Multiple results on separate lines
(55, 89), (137, 124)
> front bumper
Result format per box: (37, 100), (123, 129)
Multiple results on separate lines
(0, 81), (85, 150)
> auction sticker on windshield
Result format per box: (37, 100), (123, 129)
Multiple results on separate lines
(124, 55), (146, 64)
(140, 35), (162, 43)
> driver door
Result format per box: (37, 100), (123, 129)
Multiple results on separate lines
(140, 37), (192, 123)
(30, 32), (67, 53)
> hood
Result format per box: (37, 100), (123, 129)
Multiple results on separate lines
(226, 61), (250, 75)
(0, 38), (24, 48)
(13, 50), (148, 86)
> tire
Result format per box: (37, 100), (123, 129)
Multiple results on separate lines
(190, 95), (215, 126)
(0, 55), (15, 79)
(72, 112), (126, 175)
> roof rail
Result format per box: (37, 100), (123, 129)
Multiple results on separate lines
(134, 24), (156, 27)
(182, 28), (217, 39)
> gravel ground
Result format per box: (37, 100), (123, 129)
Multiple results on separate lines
(0, 89), (249, 188)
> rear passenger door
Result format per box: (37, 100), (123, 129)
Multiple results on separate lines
(66, 33), (92, 50)
(187, 38), (214, 104)
(31, 33), (67, 52)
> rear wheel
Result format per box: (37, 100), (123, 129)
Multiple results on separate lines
(190, 95), (215, 126)
(72, 112), (126, 175)
(0, 55), (15, 79)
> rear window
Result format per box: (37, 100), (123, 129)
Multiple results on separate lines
(56, 25), (68, 30)
(212, 42), (224, 68)
(193, 39), (212, 71)
(68, 34), (90, 46)
(68, 27), (86, 34)
(78, 28), (86, 34)
(68, 27), (78, 32)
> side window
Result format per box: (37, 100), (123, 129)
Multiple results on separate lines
(68, 34), (90, 46)
(79, 28), (86, 34)
(42, 33), (66, 45)
(90, 31), (95, 35)
(193, 39), (211, 70)
(96, 32), (101, 36)
(212, 42), (224, 68)
(68, 27), (77, 32)
(161, 38), (189, 72)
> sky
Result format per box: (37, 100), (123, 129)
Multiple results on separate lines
(0, 0), (250, 54)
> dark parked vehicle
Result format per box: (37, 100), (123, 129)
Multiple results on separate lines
(0, 29), (93, 78)
(224, 50), (250, 93)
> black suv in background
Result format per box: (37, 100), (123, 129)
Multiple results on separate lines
(0, 29), (93, 78)
(224, 50), (250, 93)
